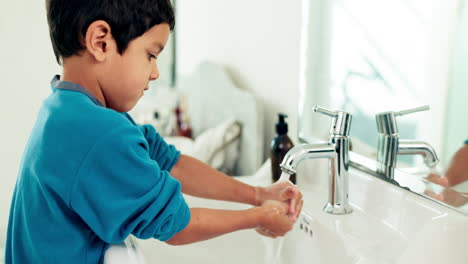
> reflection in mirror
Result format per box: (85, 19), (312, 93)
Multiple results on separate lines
(298, 0), (468, 213)
(424, 143), (468, 207)
(326, 0), (452, 165)
(350, 151), (468, 215)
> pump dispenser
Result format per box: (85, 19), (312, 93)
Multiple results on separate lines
(270, 113), (295, 183)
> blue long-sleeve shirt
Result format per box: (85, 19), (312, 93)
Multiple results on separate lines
(5, 76), (190, 263)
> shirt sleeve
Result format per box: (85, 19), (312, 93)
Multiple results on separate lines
(69, 124), (190, 243)
(137, 124), (181, 172)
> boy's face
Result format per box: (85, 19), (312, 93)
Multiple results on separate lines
(101, 23), (170, 112)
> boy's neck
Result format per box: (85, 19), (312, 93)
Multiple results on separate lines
(61, 56), (107, 107)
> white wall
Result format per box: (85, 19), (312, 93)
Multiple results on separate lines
(0, 0), (60, 242)
(176, 0), (303, 158)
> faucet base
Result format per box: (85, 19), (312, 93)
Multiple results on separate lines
(323, 203), (353, 214)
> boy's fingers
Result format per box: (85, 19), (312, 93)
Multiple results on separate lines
(277, 185), (292, 201)
(287, 186), (300, 214)
(289, 199), (296, 215)
(294, 199), (304, 220)
(437, 177), (449, 187)
(283, 185), (297, 199)
(295, 192), (303, 215)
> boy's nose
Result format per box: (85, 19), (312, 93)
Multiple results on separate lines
(150, 64), (159, 81)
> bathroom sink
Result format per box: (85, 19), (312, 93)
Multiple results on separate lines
(274, 166), (468, 264)
(108, 160), (467, 264)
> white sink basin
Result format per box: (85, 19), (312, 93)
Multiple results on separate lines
(107, 161), (468, 264)
(277, 167), (468, 264)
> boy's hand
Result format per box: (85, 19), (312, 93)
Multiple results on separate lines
(424, 187), (468, 207)
(255, 181), (303, 222)
(425, 172), (449, 187)
(255, 200), (294, 238)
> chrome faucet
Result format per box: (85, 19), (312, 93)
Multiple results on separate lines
(280, 106), (353, 214)
(376, 106), (439, 179)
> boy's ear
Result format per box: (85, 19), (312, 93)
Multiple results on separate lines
(84, 20), (114, 62)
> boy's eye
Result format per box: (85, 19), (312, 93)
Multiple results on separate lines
(148, 53), (157, 61)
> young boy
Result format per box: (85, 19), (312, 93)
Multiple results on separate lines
(5, 0), (303, 263)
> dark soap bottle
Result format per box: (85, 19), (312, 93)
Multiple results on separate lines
(270, 113), (296, 184)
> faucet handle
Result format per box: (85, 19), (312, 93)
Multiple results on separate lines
(376, 105), (430, 135)
(313, 106), (338, 117)
(314, 105), (352, 136)
(395, 105), (430, 117)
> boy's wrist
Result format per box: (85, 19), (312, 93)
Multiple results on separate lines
(253, 186), (266, 206)
(248, 206), (267, 228)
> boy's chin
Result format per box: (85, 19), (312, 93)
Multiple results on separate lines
(109, 101), (139, 113)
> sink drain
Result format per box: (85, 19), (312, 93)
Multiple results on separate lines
(299, 216), (313, 237)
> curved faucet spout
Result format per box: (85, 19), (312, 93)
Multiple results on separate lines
(278, 140), (352, 215)
(398, 140), (439, 168)
(279, 143), (335, 175)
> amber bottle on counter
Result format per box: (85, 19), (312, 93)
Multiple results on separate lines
(270, 113), (296, 184)
(174, 97), (193, 139)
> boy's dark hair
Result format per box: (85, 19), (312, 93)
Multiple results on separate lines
(46, 0), (175, 65)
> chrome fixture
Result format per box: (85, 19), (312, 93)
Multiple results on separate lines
(280, 106), (353, 214)
(376, 106), (439, 179)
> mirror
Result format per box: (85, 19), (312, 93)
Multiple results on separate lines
(298, 0), (468, 213)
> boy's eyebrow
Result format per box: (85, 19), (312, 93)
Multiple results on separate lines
(153, 42), (165, 53)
